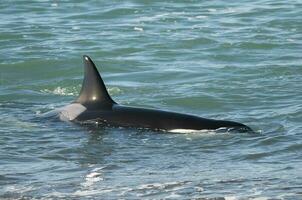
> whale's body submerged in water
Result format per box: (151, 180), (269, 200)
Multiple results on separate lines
(58, 55), (252, 132)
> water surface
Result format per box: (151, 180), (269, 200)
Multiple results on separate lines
(1, 0), (302, 199)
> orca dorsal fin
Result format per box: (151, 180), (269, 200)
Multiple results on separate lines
(75, 55), (116, 108)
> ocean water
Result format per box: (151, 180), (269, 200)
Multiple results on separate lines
(1, 0), (302, 199)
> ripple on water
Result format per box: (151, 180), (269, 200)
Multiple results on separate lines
(1, 0), (302, 199)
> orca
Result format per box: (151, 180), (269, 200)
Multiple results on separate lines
(58, 55), (252, 133)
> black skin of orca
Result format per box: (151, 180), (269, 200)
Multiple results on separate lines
(72, 55), (253, 132)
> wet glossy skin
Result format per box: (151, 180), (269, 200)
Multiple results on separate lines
(63, 55), (252, 132)
(76, 104), (252, 131)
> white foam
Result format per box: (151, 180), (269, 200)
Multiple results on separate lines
(195, 15), (208, 19)
(73, 189), (112, 196)
(168, 129), (199, 134)
(168, 128), (226, 134)
(137, 181), (189, 190)
(41, 87), (76, 96)
(225, 196), (238, 200)
(134, 27), (144, 32)
(81, 172), (103, 187)
(58, 103), (86, 121)
(86, 172), (100, 178)
(108, 87), (122, 95)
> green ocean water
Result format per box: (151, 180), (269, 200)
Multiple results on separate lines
(1, 0), (302, 199)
